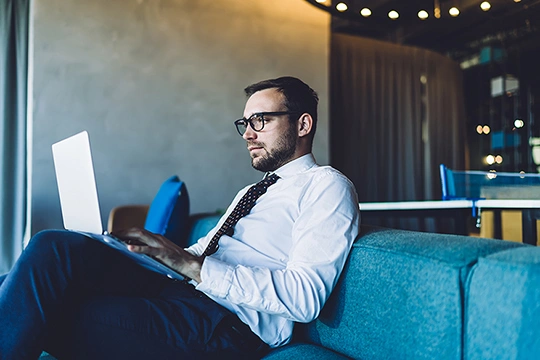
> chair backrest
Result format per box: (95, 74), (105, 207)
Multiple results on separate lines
(439, 164), (457, 200)
(439, 163), (540, 200)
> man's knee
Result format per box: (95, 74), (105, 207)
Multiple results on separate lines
(25, 230), (93, 258)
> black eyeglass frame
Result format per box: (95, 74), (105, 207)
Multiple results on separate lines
(234, 111), (301, 136)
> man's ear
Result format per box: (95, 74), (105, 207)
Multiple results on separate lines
(297, 113), (313, 138)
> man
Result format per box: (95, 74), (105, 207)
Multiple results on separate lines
(0, 76), (360, 359)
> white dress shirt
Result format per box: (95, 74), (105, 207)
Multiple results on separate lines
(186, 154), (360, 348)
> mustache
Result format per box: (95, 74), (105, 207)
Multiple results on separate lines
(247, 141), (265, 148)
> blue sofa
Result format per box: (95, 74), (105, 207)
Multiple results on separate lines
(40, 216), (540, 359)
(264, 225), (540, 359)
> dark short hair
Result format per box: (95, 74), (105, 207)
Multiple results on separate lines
(244, 76), (319, 138)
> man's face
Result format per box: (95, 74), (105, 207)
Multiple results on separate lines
(242, 88), (299, 172)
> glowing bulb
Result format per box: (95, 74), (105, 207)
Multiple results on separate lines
(480, 2), (491, 11)
(515, 119), (524, 128)
(449, 7), (460, 16)
(388, 10), (399, 20)
(315, 0), (327, 3)
(418, 10), (429, 19)
(360, 8), (372, 17)
(476, 125), (483, 134)
(486, 155), (495, 165)
(514, 0), (521, 3)
(336, 2), (348, 12)
(495, 155), (503, 164)
(487, 170), (497, 179)
(483, 125), (491, 134)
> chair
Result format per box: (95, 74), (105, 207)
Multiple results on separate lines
(439, 164), (540, 243)
(107, 204), (149, 233)
(439, 164), (540, 201)
(439, 164), (457, 200)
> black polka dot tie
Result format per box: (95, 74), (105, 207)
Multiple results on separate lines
(203, 173), (280, 256)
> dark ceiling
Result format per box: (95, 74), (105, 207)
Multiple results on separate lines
(304, 0), (540, 60)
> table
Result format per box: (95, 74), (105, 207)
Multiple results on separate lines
(475, 199), (540, 246)
(359, 200), (540, 245)
(359, 200), (474, 236)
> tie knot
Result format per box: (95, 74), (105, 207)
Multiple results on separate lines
(260, 173), (280, 187)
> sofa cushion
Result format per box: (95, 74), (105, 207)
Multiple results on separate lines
(144, 175), (189, 246)
(186, 213), (222, 247)
(465, 246), (540, 359)
(263, 343), (352, 359)
(302, 226), (523, 360)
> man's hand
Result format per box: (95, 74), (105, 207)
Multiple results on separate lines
(112, 228), (203, 283)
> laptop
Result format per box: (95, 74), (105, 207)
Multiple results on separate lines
(51, 131), (186, 281)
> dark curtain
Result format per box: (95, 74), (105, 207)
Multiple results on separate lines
(330, 33), (466, 230)
(0, 0), (29, 273)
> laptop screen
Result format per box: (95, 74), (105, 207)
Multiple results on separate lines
(52, 131), (103, 234)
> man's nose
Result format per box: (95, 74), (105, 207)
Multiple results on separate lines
(243, 125), (257, 140)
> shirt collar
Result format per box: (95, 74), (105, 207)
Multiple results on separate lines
(268, 153), (317, 180)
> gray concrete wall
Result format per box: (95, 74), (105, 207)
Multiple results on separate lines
(31, 0), (329, 233)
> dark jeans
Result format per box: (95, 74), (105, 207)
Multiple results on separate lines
(0, 230), (266, 360)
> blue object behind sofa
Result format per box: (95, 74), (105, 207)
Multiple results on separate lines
(144, 175), (190, 246)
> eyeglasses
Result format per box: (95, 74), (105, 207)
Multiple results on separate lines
(234, 112), (300, 136)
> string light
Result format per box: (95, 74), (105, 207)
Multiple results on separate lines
(418, 10), (429, 20)
(476, 125), (491, 135)
(335, 2), (348, 12)
(306, 1), (506, 21)
(360, 8), (372, 17)
(434, 0), (441, 18)
(388, 10), (399, 20)
(449, 7), (460, 17)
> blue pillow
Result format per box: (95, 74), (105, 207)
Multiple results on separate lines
(144, 175), (190, 247)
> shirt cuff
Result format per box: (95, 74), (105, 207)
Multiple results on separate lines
(195, 256), (234, 298)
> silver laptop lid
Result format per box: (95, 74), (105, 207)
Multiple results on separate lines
(52, 131), (103, 234)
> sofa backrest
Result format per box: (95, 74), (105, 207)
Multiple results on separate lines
(300, 226), (523, 360)
(465, 246), (540, 359)
(186, 213), (222, 247)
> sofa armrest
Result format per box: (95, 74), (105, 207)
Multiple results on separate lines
(107, 205), (150, 233)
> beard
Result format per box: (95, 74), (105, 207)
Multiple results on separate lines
(249, 125), (298, 172)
